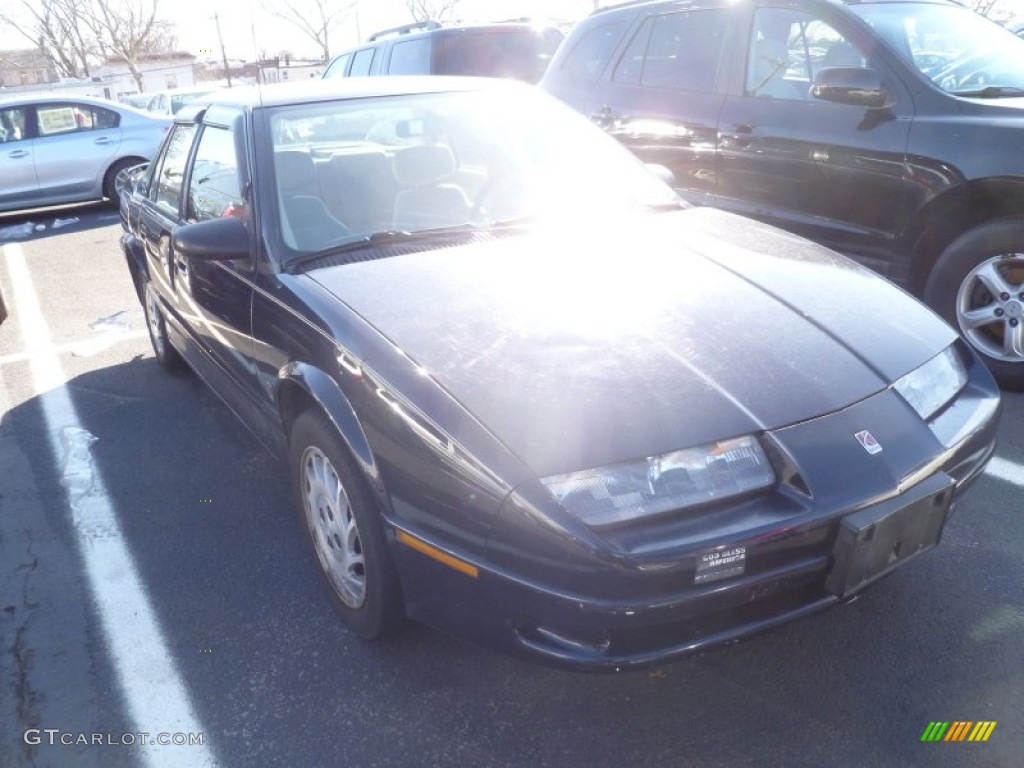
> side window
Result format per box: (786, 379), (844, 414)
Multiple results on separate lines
(747, 9), (867, 100)
(0, 107), (28, 143)
(389, 38), (431, 74)
(636, 11), (729, 92)
(558, 20), (629, 81)
(349, 48), (376, 77)
(186, 125), (244, 221)
(324, 53), (351, 78)
(36, 103), (112, 136)
(152, 124), (198, 216)
(613, 18), (654, 84)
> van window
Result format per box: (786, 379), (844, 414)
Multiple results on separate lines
(350, 48), (376, 77)
(558, 20), (629, 81)
(324, 53), (351, 78)
(634, 11), (729, 92)
(389, 38), (432, 74)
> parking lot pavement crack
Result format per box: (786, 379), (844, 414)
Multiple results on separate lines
(10, 536), (42, 767)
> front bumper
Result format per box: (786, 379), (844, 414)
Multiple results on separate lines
(390, 354), (1000, 672)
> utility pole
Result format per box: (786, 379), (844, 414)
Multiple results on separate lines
(214, 12), (233, 87)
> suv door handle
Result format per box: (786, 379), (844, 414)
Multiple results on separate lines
(7, 149), (29, 158)
(588, 105), (619, 128)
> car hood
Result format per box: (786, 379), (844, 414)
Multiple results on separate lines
(310, 208), (956, 477)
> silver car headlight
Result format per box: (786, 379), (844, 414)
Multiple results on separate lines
(893, 345), (968, 420)
(541, 435), (775, 526)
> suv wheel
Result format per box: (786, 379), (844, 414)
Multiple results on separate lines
(925, 218), (1024, 390)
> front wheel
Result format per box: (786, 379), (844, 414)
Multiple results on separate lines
(142, 279), (187, 373)
(289, 409), (405, 639)
(925, 218), (1024, 390)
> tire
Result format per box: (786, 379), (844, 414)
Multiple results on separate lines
(142, 279), (187, 373)
(103, 157), (143, 202)
(289, 409), (405, 639)
(924, 217), (1024, 390)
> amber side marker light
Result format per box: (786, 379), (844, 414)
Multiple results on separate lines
(396, 530), (479, 578)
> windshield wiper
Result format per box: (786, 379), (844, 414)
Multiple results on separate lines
(954, 85), (1024, 98)
(285, 226), (480, 272)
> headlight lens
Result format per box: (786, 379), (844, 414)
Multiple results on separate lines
(541, 435), (775, 526)
(893, 345), (967, 420)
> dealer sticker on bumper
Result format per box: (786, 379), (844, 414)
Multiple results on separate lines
(695, 546), (746, 585)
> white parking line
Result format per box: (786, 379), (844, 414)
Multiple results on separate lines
(984, 456), (1024, 486)
(3, 243), (217, 767)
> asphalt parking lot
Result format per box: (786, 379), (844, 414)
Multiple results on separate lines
(1, 206), (1021, 768)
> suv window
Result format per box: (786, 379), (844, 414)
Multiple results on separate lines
(187, 125), (243, 221)
(324, 53), (350, 78)
(434, 29), (562, 82)
(747, 9), (866, 100)
(152, 124), (197, 215)
(389, 38), (432, 74)
(621, 11), (729, 92)
(350, 48), (376, 77)
(558, 20), (629, 81)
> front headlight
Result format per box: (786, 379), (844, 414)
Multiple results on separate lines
(893, 345), (967, 420)
(541, 435), (775, 526)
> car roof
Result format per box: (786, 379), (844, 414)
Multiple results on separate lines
(176, 75), (518, 114)
(0, 93), (131, 109)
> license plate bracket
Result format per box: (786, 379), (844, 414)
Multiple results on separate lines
(826, 473), (955, 598)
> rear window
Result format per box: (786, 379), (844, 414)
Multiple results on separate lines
(434, 29), (563, 82)
(388, 38), (432, 74)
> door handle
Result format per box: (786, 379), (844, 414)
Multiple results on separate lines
(588, 105), (618, 129)
(7, 149), (29, 158)
(94, 136), (114, 145)
(723, 123), (755, 148)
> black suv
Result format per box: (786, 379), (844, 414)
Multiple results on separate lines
(324, 20), (563, 83)
(543, 0), (1024, 387)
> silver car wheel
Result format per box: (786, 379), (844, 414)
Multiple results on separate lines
(956, 253), (1024, 363)
(301, 446), (366, 609)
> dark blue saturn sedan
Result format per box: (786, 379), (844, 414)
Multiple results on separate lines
(118, 77), (1000, 671)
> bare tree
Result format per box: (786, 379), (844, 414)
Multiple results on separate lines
(404, 0), (460, 23)
(0, 0), (98, 78)
(81, 0), (176, 91)
(263, 0), (358, 62)
(966, 0), (999, 18)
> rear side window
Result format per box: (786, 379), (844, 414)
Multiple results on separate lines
(349, 48), (376, 76)
(324, 53), (351, 78)
(187, 125), (243, 221)
(152, 123), (197, 216)
(0, 106), (29, 143)
(623, 11), (729, 92)
(389, 38), (432, 74)
(36, 103), (119, 136)
(558, 20), (629, 81)
(434, 29), (562, 82)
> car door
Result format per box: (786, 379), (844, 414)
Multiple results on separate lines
(0, 105), (38, 210)
(32, 102), (123, 202)
(583, 8), (733, 198)
(178, 111), (264, 430)
(717, 2), (915, 270)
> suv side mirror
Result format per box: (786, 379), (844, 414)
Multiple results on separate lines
(172, 217), (250, 261)
(811, 67), (894, 109)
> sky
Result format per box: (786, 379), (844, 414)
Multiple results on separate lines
(0, 0), (601, 62)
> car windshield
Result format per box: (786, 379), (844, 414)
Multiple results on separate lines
(851, 2), (1024, 94)
(266, 87), (678, 262)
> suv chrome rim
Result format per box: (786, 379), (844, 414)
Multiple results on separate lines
(957, 253), (1024, 363)
(144, 284), (165, 358)
(301, 446), (366, 608)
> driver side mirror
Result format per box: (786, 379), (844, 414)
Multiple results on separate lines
(811, 67), (895, 109)
(172, 217), (250, 261)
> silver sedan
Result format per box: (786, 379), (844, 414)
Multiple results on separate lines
(0, 95), (170, 213)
